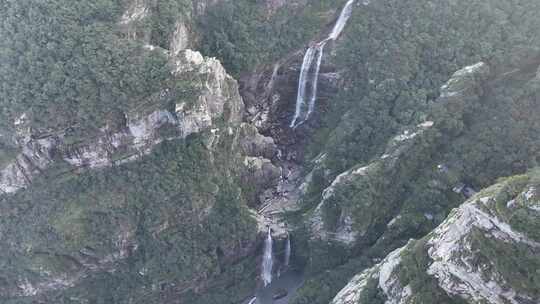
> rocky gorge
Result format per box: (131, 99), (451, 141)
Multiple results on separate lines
(0, 0), (539, 303)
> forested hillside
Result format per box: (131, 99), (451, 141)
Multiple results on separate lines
(0, 0), (539, 304)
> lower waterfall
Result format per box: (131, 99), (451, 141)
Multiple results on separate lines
(262, 227), (273, 286)
(284, 233), (291, 267)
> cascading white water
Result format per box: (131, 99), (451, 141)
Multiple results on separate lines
(284, 233), (291, 267)
(290, 0), (356, 128)
(262, 227), (273, 286)
(306, 43), (326, 120)
(290, 47), (317, 128)
(329, 0), (356, 40)
(247, 297), (258, 304)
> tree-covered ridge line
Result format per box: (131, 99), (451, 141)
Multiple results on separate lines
(0, 0), (173, 137)
(0, 133), (257, 303)
(286, 1), (540, 302)
(331, 169), (540, 304)
(310, 0), (540, 174)
(197, 0), (348, 75)
(0, 0), (539, 303)
(0, 1), (269, 302)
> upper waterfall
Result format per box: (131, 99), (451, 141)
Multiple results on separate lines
(329, 0), (356, 40)
(290, 0), (356, 128)
(290, 47), (317, 128)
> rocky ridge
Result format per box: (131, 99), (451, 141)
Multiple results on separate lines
(307, 62), (490, 247)
(332, 171), (540, 304)
(0, 49), (251, 194)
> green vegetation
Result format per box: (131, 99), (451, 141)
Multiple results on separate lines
(486, 171), (540, 242)
(301, 0), (540, 260)
(310, 0), (540, 175)
(197, 0), (347, 75)
(291, 256), (370, 304)
(0, 0), (172, 135)
(147, 0), (192, 48)
(397, 240), (468, 304)
(0, 131), (256, 303)
(469, 229), (540, 298)
(0, 142), (18, 167)
(292, 2), (540, 301)
(1, 0), (540, 303)
(357, 277), (387, 304)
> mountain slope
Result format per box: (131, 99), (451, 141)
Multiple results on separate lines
(0, 0), (539, 303)
(332, 170), (540, 304)
(0, 1), (279, 303)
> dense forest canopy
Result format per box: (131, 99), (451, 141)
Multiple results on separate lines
(0, 0), (170, 135)
(0, 0), (539, 303)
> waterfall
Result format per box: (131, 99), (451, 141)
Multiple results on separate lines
(290, 47), (317, 128)
(329, 0), (356, 40)
(290, 0), (356, 128)
(306, 43), (326, 121)
(284, 233), (291, 267)
(262, 227), (273, 286)
(247, 297), (257, 304)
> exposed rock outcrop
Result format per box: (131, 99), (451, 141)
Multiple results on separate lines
(119, 0), (152, 41)
(0, 46), (280, 302)
(0, 49), (242, 195)
(307, 62), (491, 247)
(170, 20), (191, 55)
(309, 121), (436, 246)
(332, 171), (540, 304)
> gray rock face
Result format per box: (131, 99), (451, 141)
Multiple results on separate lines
(243, 156), (281, 188)
(0, 46), (273, 300)
(0, 137), (56, 194)
(309, 120), (435, 246)
(170, 21), (191, 55)
(240, 53), (343, 138)
(239, 123), (278, 160)
(0, 49), (243, 195)
(439, 62), (489, 99)
(235, 122), (283, 205)
(331, 245), (411, 304)
(119, 0), (152, 41)
(426, 197), (539, 304)
(119, 0), (194, 50)
(332, 173), (540, 304)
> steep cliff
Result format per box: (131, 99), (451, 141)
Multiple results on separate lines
(1, 0), (540, 303)
(0, 48), (244, 194)
(0, 1), (280, 303)
(291, 54), (539, 302)
(0, 46), (280, 303)
(307, 61), (490, 248)
(332, 170), (540, 304)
